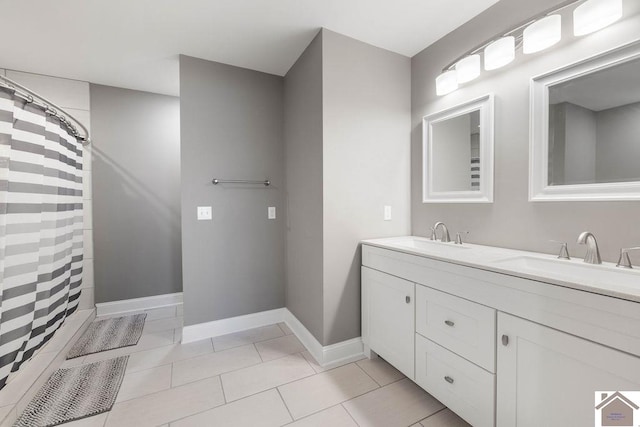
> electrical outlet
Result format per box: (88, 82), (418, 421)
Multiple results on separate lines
(268, 206), (276, 219)
(384, 205), (392, 221)
(197, 206), (212, 220)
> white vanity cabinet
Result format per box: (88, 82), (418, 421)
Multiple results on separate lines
(361, 242), (640, 427)
(497, 312), (640, 427)
(415, 285), (496, 372)
(361, 266), (415, 379)
(414, 286), (496, 427)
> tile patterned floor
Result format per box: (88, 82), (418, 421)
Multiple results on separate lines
(55, 305), (471, 427)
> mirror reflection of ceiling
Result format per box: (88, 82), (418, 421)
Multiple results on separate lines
(549, 57), (640, 111)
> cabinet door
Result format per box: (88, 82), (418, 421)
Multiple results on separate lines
(362, 267), (414, 378)
(497, 312), (640, 427)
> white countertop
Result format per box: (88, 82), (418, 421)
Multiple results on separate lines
(361, 236), (640, 303)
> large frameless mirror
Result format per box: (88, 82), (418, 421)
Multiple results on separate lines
(530, 40), (640, 201)
(422, 94), (494, 203)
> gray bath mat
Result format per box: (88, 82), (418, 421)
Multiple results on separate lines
(67, 314), (147, 359)
(14, 356), (129, 427)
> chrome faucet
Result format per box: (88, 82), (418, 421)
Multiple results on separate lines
(432, 222), (451, 243)
(550, 240), (570, 260)
(616, 247), (640, 269)
(455, 231), (469, 245)
(577, 231), (602, 264)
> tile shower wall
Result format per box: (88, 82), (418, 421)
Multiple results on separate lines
(2, 70), (94, 310)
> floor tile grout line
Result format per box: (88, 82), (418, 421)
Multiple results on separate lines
(421, 406), (448, 421)
(107, 373), (225, 412)
(275, 387), (295, 423)
(172, 351), (265, 389)
(254, 343), (264, 362)
(170, 363), (174, 388)
(114, 365), (174, 404)
(354, 360), (383, 388)
(224, 362), (318, 403)
(273, 362), (381, 421)
(87, 334), (212, 372)
(81, 330), (178, 362)
(188, 322), (289, 353)
(149, 379), (232, 427)
(103, 404), (113, 427)
(341, 402), (362, 426)
(352, 362), (381, 390)
(279, 403), (358, 426)
(118, 353), (322, 414)
(137, 391), (227, 427)
(94, 410), (107, 427)
(255, 332), (304, 350)
(171, 346), (313, 390)
(219, 374), (228, 404)
(211, 354), (317, 404)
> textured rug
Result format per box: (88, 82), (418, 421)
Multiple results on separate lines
(14, 356), (129, 427)
(67, 314), (147, 359)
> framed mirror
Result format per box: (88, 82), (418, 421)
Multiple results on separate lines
(530, 40), (640, 201)
(422, 93), (494, 203)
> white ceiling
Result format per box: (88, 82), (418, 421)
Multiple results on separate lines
(0, 0), (498, 96)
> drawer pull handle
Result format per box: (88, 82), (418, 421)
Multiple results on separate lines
(444, 376), (454, 384)
(444, 320), (455, 327)
(502, 334), (509, 346)
(406, 296), (411, 304)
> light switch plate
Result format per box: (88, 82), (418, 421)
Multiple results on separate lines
(268, 207), (276, 219)
(384, 205), (392, 221)
(197, 206), (212, 220)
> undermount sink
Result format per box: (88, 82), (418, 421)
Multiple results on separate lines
(492, 256), (640, 291)
(389, 237), (470, 255)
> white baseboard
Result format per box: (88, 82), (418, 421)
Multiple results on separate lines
(321, 336), (365, 369)
(182, 308), (285, 343)
(282, 309), (324, 363)
(280, 309), (363, 367)
(95, 292), (183, 317)
(180, 306), (364, 367)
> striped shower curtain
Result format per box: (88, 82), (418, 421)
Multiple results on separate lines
(0, 88), (83, 388)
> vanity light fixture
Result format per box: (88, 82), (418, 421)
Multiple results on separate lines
(435, 0), (624, 96)
(523, 15), (562, 54)
(484, 36), (516, 70)
(455, 54), (481, 83)
(573, 0), (623, 36)
(435, 70), (458, 96)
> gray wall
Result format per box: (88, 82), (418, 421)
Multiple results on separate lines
(90, 84), (182, 303)
(284, 32), (325, 342)
(596, 101), (640, 183)
(549, 102), (597, 185)
(180, 55), (285, 327)
(284, 30), (411, 346)
(411, 0), (640, 263)
(431, 114), (473, 192)
(322, 29), (411, 345)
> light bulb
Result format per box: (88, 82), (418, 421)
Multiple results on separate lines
(574, 0), (623, 36)
(523, 15), (562, 54)
(484, 36), (515, 70)
(435, 70), (458, 96)
(455, 55), (481, 84)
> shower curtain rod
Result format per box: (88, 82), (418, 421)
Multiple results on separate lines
(0, 74), (91, 145)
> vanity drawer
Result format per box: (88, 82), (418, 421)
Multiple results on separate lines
(416, 284), (496, 372)
(415, 334), (495, 427)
